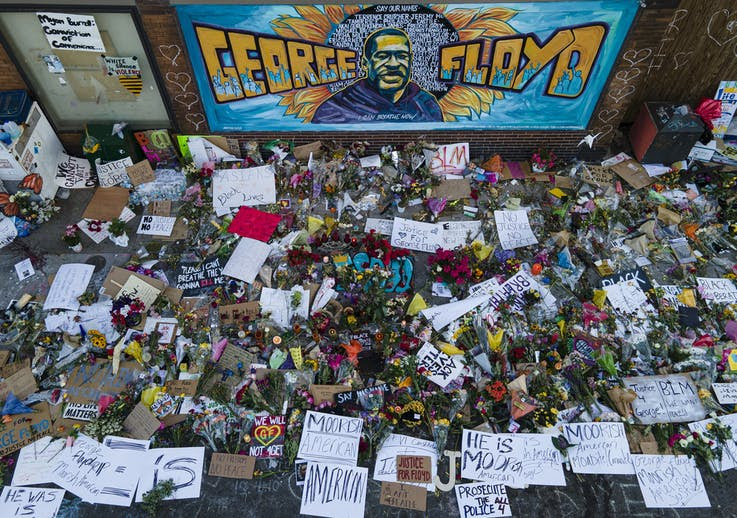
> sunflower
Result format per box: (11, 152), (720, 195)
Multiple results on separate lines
(272, 5), (519, 122)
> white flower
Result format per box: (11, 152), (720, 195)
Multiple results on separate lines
(686, 435), (694, 443)
(679, 439), (688, 448)
(701, 435), (711, 443)
(8, 195), (14, 202)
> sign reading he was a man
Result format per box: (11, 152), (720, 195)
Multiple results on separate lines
(177, 2), (637, 131)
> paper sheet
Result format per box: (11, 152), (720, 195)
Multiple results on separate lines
(213, 165), (277, 216)
(43, 263), (94, 311)
(222, 238), (271, 284)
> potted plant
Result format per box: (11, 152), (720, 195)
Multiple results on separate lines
(108, 218), (129, 247)
(62, 224), (82, 252)
(530, 147), (557, 173)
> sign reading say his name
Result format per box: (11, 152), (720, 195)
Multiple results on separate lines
(562, 422), (634, 474)
(624, 374), (706, 424)
(137, 215), (176, 236)
(174, 256), (224, 296)
(37, 13), (105, 52)
(455, 482), (511, 518)
(426, 143), (469, 175)
(212, 165), (277, 216)
(248, 415), (285, 458)
(390, 217), (444, 253)
(54, 153), (95, 189)
(335, 384), (391, 410)
(297, 411), (363, 465)
(96, 157), (132, 187)
(416, 342), (464, 389)
(461, 428), (565, 488)
(696, 277), (737, 304)
(301, 462), (368, 518)
(494, 210), (538, 250)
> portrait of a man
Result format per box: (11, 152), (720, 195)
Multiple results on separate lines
(312, 28), (443, 124)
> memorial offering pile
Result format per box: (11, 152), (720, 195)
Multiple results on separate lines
(1, 134), (737, 516)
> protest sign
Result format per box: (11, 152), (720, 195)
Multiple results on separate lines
(96, 157), (132, 187)
(0, 403), (52, 457)
(248, 415), (286, 458)
(222, 238), (270, 283)
(310, 385), (351, 406)
(390, 217), (444, 253)
(54, 153), (94, 189)
(396, 455), (431, 484)
(623, 375), (706, 424)
(213, 165), (277, 216)
(11, 437), (65, 486)
(416, 342), (464, 389)
(42, 263), (94, 311)
(125, 160), (155, 186)
(297, 411), (363, 465)
(65, 360), (143, 403)
(687, 413), (737, 472)
(61, 402), (98, 422)
(696, 277), (737, 305)
(37, 12), (104, 52)
(209, 453), (255, 479)
(380, 482), (426, 512)
(455, 482), (511, 518)
(373, 434), (437, 491)
(494, 210), (538, 250)
(175, 256), (224, 296)
(136, 447), (205, 502)
(633, 455), (710, 508)
(0, 486), (64, 518)
(300, 462), (367, 518)
(562, 422), (634, 474)
(137, 215), (176, 236)
(426, 143), (469, 175)
(711, 383), (737, 404)
(461, 429), (564, 488)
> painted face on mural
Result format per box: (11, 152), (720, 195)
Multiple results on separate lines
(363, 30), (411, 101)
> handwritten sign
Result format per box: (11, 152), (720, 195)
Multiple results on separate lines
(301, 462), (367, 518)
(136, 447), (205, 502)
(0, 366), (38, 401)
(309, 384), (351, 406)
(396, 455), (431, 484)
(166, 379), (198, 398)
(442, 220), (484, 249)
(697, 277), (737, 305)
(416, 342), (464, 389)
(623, 375), (706, 424)
(65, 361), (142, 403)
(123, 402), (161, 440)
(633, 455), (710, 508)
(461, 429), (564, 488)
(219, 301), (260, 325)
(601, 267), (652, 292)
(248, 415), (285, 458)
(455, 482), (511, 518)
(175, 256), (224, 296)
(373, 434), (437, 491)
(11, 437), (65, 486)
(0, 217), (17, 249)
(37, 12), (104, 52)
(494, 210), (538, 250)
(687, 413), (737, 472)
(54, 153), (94, 189)
(209, 453), (255, 479)
(212, 165), (277, 216)
(96, 157), (132, 187)
(62, 402), (98, 422)
(125, 160), (155, 186)
(581, 164), (613, 186)
(711, 383), (737, 404)
(364, 218), (393, 236)
(137, 215), (176, 236)
(117, 275), (161, 310)
(421, 294), (491, 331)
(603, 280), (648, 314)
(222, 237), (270, 284)
(488, 270), (534, 312)
(426, 143), (469, 175)
(562, 422), (634, 474)
(297, 411), (363, 466)
(0, 486), (64, 518)
(0, 403), (52, 457)
(390, 217), (444, 253)
(380, 482), (426, 512)
(103, 56), (140, 77)
(42, 263), (94, 311)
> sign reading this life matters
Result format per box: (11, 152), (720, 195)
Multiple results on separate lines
(177, 2), (637, 131)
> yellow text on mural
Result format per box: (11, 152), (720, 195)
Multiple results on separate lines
(439, 23), (607, 98)
(195, 24), (358, 102)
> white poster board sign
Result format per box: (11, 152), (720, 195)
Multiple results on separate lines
(300, 462), (367, 518)
(688, 413), (737, 472)
(623, 375), (706, 424)
(562, 422), (634, 474)
(696, 277), (737, 305)
(136, 447), (205, 502)
(711, 383), (737, 405)
(416, 342), (464, 389)
(37, 12), (105, 52)
(426, 143), (469, 175)
(390, 217), (444, 253)
(54, 153), (95, 189)
(373, 434), (438, 491)
(632, 455), (710, 508)
(297, 411), (363, 466)
(0, 486), (64, 518)
(212, 165), (276, 216)
(455, 482), (511, 518)
(494, 210), (538, 250)
(96, 157), (133, 187)
(137, 215), (176, 236)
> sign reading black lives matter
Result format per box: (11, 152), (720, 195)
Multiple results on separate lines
(37, 12), (105, 53)
(175, 256), (224, 296)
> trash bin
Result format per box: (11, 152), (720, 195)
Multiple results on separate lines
(629, 102), (705, 164)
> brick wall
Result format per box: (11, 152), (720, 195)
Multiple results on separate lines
(0, 41), (25, 90)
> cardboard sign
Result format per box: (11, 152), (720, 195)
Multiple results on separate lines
(301, 462), (367, 518)
(461, 429), (565, 488)
(309, 384), (351, 405)
(125, 160), (155, 186)
(102, 266), (182, 306)
(218, 301), (260, 325)
(248, 415), (286, 458)
(632, 455), (710, 508)
(0, 359), (29, 379)
(149, 200), (172, 216)
(610, 159), (654, 190)
(0, 366), (38, 401)
(0, 403), (52, 457)
(293, 141), (323, 161)
(166, 379), (198, 398)
(82, 187), (130, 221)
(218, 344), (256, 375)
(455, 482), (511, 518)
(209, 453), (255, 479)
(37, 12), (105, 52)
(137, 215), (176, 236)
(416, 342), (464, 389)
(0, 486), (65, 518)
(623, 375), (706, 424)
(65, 360), (143, 403)
(431, 179), (472, 200)
(426, 143), (469, 175)
(494, 210), (538, 250)
(96, 157), (133, 187)
(396, 455), (431, 484)
(123, 402), (161, 440)
(61, 402), (98, 422)
(380, 482), (426, 512)
(54, 153), (95, 189)
(581, 164), (613, 186)
(297, 411), (363, 465)
(212, 165), (277, 216)
(562, 422), (634, 474)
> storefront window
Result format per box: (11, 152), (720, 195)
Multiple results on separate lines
(0, 9), (170, 131)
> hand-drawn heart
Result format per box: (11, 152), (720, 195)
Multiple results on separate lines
(621, 48), (652, 67)
(254, 425), (282, 447)
(174, 92), (200, 110)
(185, 112), (206, 131)
(672, 51), (692, 70)
(608, 84), (635, 105)
(398, 231), (407, 239)
(593, 124), (614, 141)
(165, 72), (191, 92)
(615, 68), (641, 84)
(707, 9), (737, 47)
(158, 44), (181, 67)
(597, 109), (619, 124)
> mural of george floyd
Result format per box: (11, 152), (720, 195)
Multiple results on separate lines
(177, 2), (638, 132)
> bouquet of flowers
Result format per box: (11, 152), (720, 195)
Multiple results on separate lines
(530, 147), (557, 172)
(110, 295), (146, 332)
(62, 224), (82, 249)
